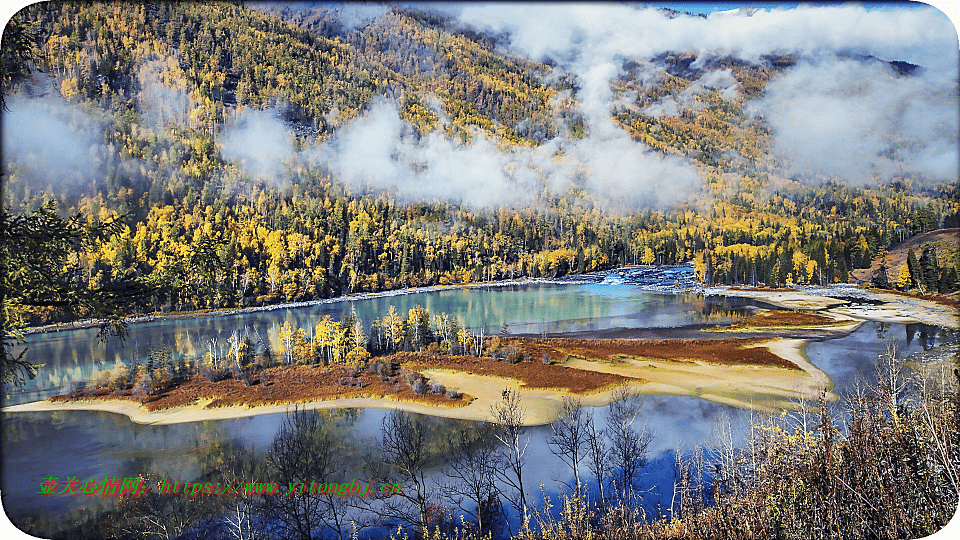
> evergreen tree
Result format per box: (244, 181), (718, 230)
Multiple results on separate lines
(919, 245), (940, 293)
(1, 203), (155, 386)
(906, 248), (921, 290)
(871, 262), (891, 289)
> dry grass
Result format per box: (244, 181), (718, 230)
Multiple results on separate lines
(51, 364), (473, 411)
(725, 310), (841, 329)
(395, 352), (634, 394)
(498, 336), (800, 371)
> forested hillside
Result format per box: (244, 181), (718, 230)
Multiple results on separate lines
(3, 1), (959, 326)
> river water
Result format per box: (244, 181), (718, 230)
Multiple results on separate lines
(2, 273), (955, 531)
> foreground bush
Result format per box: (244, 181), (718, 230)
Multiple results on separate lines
(523, 345), (959, 540)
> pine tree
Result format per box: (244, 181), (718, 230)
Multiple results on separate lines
(919, 245), (940, 293)
(872, 262), (891, 289)
(906, 248), (920, 290)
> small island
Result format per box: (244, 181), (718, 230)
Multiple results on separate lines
(8, 300), (839, 425)
(8, 281), (957, 426)
(707, 308), (854, 332)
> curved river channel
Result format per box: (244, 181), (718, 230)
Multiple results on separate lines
(2, 277), (955, 530)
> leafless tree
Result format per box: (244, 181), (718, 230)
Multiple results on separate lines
(548, 396), (589, 494)
(375, 408), (436, 537)
(216, 442), (270, 540)
(606, 387), (653, 505)
(474, 326), (486, 357)
(874, 340), (909, 417)
(911, 351), (960, 497)
(223, 499), (258, 540)
(490, 389), (530, 529)
(584, 412), (610, 514)
(439, 420), (502, 537)
(109, 473), (223, 540)
(260, 407), (354, 540)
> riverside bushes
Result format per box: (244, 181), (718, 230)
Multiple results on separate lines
(530, 345), (960, 540)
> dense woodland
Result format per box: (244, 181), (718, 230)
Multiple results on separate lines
(2, 2), (958, 330)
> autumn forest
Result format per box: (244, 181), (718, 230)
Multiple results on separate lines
(3, 2), (958, 331)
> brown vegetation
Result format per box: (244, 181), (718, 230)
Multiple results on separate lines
(725, 310), (841, 329)
(499, 336), (800, 370)
(522, 350), (960, 540)
(398, 352), (633, 394)
(51, 364), (473, 411)
(49, 336), (802, 412)
(33, 344), (958, 540)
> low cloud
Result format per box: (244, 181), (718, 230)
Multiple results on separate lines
(219, 109), (297, 183)
(304, 101), (538, 208)
(450, 3), (958, 189)
(2, 92), (108, 190)
(455, 4), (957, 77)
(138, 58), (194, 132)
(748, 58), (959, 183)
(642, 69), (740, 118)
(304, 100), (700, 210)
(248, 1), (390, 32)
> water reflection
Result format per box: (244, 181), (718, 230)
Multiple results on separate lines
(7, 285), (759, 405)
(904, 322), (953, 350)
(4, 284), (958, 536)
(2, 397), (756, 537)
(805, 321), (957, 398)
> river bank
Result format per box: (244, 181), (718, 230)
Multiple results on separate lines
(7, 270), (955, 426)
(3, 335), (834, 425)
(24, 267), (953, 336)
(709, 284), (959, 329)
(21, 274), (612, 336)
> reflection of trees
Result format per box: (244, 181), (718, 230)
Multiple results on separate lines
(259, 407), (363, 540)
(439, 420), (503, 536)
(905, 323), (948, 351)
(875, 321), (890, 340)
(105, 426), (259, 538)
(374, 409), (439, 536)
(668, 343), (959, 539)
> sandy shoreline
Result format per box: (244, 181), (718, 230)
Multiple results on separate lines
(3, 336), (833, 425)
(712, 285), (959, 329)
(6, 279), (953, 425)
(1, 395), (506, 425)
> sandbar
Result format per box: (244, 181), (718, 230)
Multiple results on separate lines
(10, 282), (946, 426)
(3, 337), (832, 425)
(713, 286), (959, 329)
